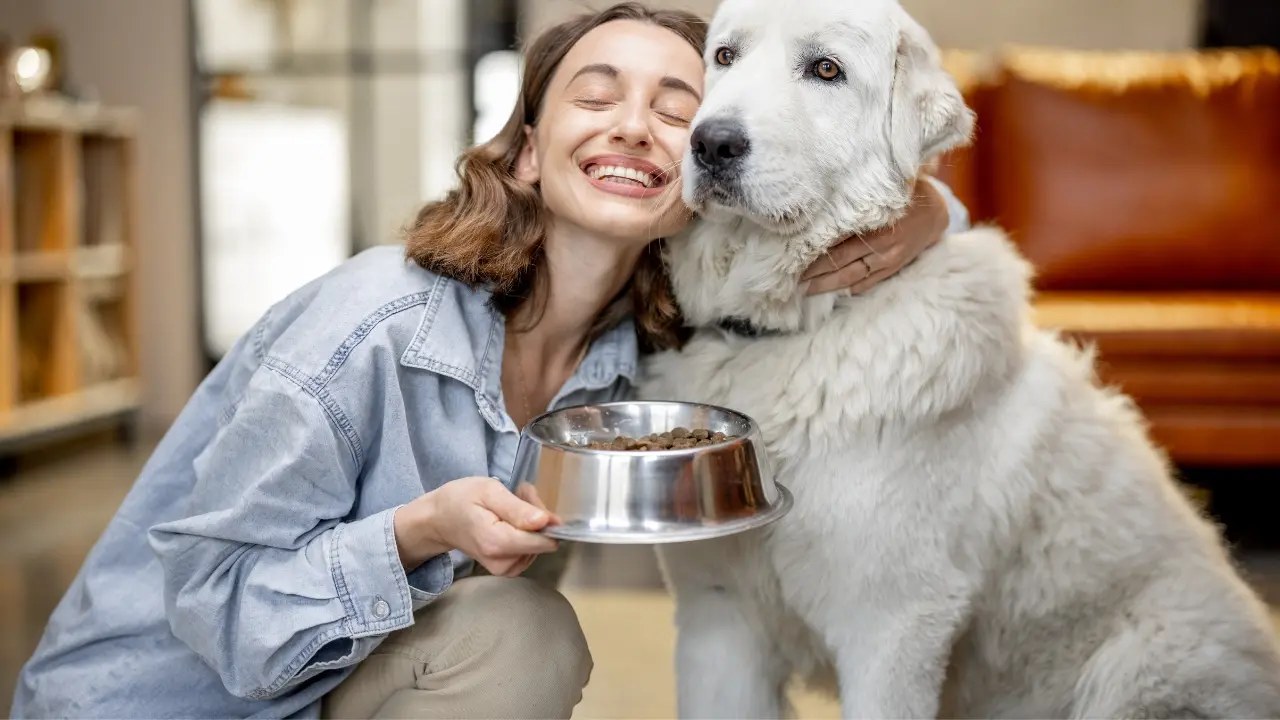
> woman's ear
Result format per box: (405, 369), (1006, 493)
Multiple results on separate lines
(513, 125), (541, 184)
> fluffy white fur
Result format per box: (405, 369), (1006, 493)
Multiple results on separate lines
(640, 0), (1280, 717)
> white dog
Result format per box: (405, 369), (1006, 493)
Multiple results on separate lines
(641, 0), (1280, 717)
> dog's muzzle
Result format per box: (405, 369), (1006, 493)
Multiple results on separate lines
(691, 119), (750, 176)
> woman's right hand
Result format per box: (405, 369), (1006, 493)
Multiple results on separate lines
(393, 476), (560, 578)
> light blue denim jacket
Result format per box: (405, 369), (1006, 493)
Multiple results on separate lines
(12, 183), (967, 719)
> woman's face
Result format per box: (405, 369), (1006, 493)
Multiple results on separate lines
(515, 20), (704, 247)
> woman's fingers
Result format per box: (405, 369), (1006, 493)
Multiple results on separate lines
(804, 243), (903, 295)
(472, 482), (559, 559)
(514, 482), (558, 519)
(800, 232), (874, 280)
(481, 481), (551, 531)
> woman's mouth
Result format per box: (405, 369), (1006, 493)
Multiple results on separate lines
(585, 164), (662, 189)
(580, 156), (671, 199)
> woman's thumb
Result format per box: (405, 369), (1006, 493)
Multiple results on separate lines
(482, 482), (550, 531)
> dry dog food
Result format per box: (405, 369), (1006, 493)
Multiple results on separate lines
(572, 427), (735, 451)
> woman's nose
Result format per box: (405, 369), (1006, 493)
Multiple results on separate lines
(610, 103), (652, 148)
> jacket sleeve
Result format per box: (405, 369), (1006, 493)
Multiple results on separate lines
(148, 361), (453, 701)
(924, 175), (971, 235)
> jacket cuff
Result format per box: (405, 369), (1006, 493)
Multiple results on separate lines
(328, 507), (452, 637)
(924, 175), (971, 234)
(407, 551), (454, 609)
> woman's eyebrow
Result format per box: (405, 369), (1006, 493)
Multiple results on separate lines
(569, 62), (701, 102)
(569, 63), (619, 83)
(660, 76), (701, 102)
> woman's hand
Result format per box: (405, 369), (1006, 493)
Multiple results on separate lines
(393, 477), (560, 578)
(802, 177), (951, 296)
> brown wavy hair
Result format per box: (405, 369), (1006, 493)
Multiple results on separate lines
(403, 2), (706, 353)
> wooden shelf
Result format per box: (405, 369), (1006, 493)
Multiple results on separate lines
(0, 378), (140, 448)
(0, 97), (140, 454)
(13, 251), (70, 281)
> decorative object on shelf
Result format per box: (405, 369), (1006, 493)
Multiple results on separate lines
(76, 298), (125, 386)
(6, 45), (53, 95)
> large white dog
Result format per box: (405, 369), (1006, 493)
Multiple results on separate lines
(641, 0), (1280, 717)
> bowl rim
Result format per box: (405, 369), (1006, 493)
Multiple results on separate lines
(519, 400), (760, 458)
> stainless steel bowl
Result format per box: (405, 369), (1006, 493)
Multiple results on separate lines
(510, 401), (792, 544)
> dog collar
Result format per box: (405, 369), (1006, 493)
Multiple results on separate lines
(715, 317), (784, 338)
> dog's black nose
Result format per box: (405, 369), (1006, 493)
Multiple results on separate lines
(691, 119), (749, 170)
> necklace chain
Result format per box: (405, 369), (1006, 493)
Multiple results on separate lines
(506, 330), (590, 430)
(507, 331), (535, 429)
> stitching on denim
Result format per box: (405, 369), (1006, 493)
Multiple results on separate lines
(251, 625), (347, 699)
(381, 507), (411, 625)
(315, 291), (437, 389)
(416, 357), (481, 389)
(400, 279), (486, 390)
(262, 358), (365, 468)
(401, 275), (446, 362)
(474, 306), (501, 395)
(253, 305), (274, 362)
(216, 397), (241, 426)
(328, 522), (358, 628)
(252, 520), (414, 698)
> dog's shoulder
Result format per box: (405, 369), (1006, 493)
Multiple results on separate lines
(909, 224), (1035, 307)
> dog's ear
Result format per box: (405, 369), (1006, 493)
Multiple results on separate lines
(888, 16), (975, 180)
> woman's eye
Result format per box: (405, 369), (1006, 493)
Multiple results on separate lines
(575, 98), (612, 108)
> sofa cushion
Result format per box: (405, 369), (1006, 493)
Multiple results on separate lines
(1034, 292), (1280, 360)
(1034, 292), (1280, 406)
(986, 47), (1280, 292)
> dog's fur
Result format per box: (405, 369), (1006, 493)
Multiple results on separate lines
(640, 0), (1280, 717)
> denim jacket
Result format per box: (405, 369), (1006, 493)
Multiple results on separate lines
(12, 182), (967, 719)
(11, 246), (637, 719)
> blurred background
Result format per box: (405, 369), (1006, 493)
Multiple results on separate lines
(0, 0), (1276, 716)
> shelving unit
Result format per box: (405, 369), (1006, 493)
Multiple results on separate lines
(0, 97), (140, 454)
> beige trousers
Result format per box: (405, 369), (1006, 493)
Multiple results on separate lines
(321, 576), (593, 719)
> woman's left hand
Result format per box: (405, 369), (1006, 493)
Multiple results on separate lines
(802, 177), (951, 296)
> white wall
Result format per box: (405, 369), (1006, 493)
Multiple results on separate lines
(0, 0), (201, 431)
(520, 0), (1200, 51)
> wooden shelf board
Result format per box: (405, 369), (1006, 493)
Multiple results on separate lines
(11, 252), (70, 281)
(0, 97), (137, 137)
(0, 378), (140, 449)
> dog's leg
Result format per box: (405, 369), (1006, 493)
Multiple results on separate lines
(828, 594), (971, 719)
(658, 544), (790, 719)
(672, 588), (790, 719)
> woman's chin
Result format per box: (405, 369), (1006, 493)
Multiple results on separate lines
(570, 204), (686, 244)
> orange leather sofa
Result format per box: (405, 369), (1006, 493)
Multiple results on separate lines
(934, 47), (1280, 467)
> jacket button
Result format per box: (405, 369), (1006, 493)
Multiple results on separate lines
(372, 598), (391, 619)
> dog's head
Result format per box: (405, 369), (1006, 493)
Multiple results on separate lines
(683, 0), (974, 240)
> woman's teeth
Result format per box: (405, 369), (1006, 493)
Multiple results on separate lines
(587, 165), (658, 189)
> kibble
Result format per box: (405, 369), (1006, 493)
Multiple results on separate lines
(570, 426), (734, 451)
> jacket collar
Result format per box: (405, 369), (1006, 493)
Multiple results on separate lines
(400, 274), (637, 429)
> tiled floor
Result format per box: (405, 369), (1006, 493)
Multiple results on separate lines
(1, 440), (1277, 717)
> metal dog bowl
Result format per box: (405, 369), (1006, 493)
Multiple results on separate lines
(510, 401), (793, 544)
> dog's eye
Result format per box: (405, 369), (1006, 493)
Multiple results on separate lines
(811, 58), (842, 81)
(714, 47), (735, 66)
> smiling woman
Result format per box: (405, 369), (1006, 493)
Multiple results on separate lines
(10, 3), (969, 720)
(406, 5), (707, 357)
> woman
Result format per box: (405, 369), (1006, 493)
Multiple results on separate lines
(13, 3), (968, 719)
